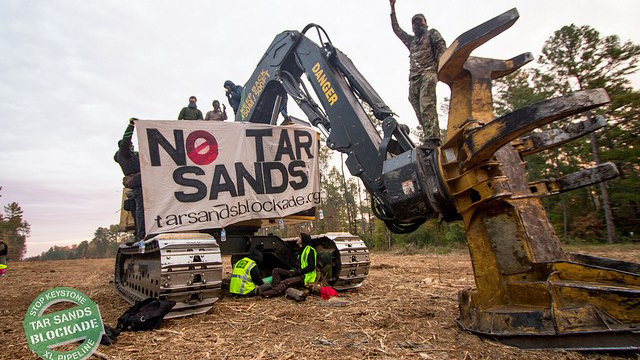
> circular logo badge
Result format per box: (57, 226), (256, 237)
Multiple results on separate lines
(186, 130), (219, 165)
(23, 287), (104, 360)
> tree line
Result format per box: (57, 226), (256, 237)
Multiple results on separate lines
(26, 225), (134, 261)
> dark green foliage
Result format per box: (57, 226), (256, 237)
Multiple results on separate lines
(0, 204), (30, 261)
(494, 24), (640, 242)
(0, 187), (31, 261)
(369, 219), (466, 250)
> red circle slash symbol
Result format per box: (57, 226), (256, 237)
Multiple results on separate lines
(186, 130), (219, 165)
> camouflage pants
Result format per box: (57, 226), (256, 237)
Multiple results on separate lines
(409, 71), (440, 141)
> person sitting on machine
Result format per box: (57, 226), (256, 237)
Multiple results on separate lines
(229, 249), (265, 297)
(261, 233), (317, 298)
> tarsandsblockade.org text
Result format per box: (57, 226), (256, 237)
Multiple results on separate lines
(153, 191), (321, 228)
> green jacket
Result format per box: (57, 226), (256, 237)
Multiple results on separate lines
(178, 107), (203, 120)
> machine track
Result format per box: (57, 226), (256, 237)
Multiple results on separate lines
(316, 233), (370, 290)
(114, 233), (222, 319)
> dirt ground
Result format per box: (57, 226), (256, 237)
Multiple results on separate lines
(2, 246), (640, 360)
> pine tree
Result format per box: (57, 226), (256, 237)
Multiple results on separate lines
(537, 24), (640, 243)
(1, 202), (30, 260)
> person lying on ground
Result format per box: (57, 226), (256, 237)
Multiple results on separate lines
(261, 233), (316, 298)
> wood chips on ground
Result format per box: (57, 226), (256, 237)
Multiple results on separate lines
(2, 246), (640, 359)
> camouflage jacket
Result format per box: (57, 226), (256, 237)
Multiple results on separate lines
(391, 13), (447, 80)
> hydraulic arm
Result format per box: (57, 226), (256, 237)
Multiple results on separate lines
(237, 24), (453, 233)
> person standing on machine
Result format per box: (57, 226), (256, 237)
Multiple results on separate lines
(389, 0), (447, 147)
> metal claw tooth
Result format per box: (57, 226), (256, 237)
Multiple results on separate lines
(491, 52), (533, 79)
(462, 89), (610, 170)
(514, 115), (607, 156)
(528, 162), (619, 197)
(556, 162), (619, 193)
(463, 52), (533, 80)
(439, 8), (520, 84)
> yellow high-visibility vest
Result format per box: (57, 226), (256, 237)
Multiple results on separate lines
(229, 257), (257, 295)
(300, 245), (317, 285)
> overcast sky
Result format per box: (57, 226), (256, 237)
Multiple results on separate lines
(1, 0), (639, 257)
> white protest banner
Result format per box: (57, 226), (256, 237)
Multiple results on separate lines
(136, 120), (320, 235)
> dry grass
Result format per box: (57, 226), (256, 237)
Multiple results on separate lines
(2, 248), (640, 359)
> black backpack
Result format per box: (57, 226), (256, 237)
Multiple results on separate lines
(116, 298), (176, 331)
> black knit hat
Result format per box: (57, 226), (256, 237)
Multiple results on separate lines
(412, 14), (426, 23)
(249, 249), (263, 265)
(300, 233), (312, 245)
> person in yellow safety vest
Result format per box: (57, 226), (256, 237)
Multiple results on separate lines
(229, 249), (264, 297)
(262, 233), (317, 298)
(0, 237), (7, 277)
